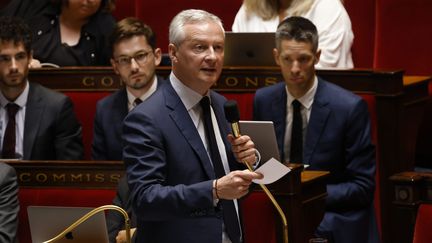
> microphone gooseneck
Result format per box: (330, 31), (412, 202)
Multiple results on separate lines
(223, 100), (289, 243)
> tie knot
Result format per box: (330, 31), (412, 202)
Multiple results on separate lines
(200, 96), (211, 110)
(292, 100), (301, 109)
(6, 103), (19, 117)
(134, 98), (142, 107)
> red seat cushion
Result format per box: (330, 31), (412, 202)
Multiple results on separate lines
(63, 92), (111, 159)
(413, 204), (432, 243)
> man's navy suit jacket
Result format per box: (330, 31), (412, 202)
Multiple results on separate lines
(253, 78), (380, 243)
(91, 77), (164, 160)
(122, 81), (243, 243)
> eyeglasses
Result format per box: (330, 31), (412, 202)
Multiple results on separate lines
(114, 51), (153, 67)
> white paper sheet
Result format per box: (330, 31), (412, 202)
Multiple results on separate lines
(252, 158), (291, 184)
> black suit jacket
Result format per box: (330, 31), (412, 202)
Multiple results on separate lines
(23, 82), (84, 160)
(0, 162), (19, 243)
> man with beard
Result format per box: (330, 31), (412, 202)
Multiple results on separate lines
(91, 17), (165, 243)
(92, 17), (164, 161)
(0, 16), (83, 160)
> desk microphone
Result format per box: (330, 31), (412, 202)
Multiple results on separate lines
(223, 100), (289, 243)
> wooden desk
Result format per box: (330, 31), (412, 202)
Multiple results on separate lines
(28, 67), (431, 243)
(7, 160), (327, 243)
(268, 164), (329, 243)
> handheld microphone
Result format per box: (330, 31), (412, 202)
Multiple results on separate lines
(224, 100), (241, 138)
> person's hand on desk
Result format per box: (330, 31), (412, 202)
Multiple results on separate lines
(29, 58), (41, 68)
(116, 227), (136, 243)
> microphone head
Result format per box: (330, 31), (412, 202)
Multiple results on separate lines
(224, 100), (240, 123)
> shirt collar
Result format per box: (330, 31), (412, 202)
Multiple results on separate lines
(286, 76), (318, 110)
(170, 72), (208, 111)
(126, 76), (158, 106)
(0, 81), (29, 108)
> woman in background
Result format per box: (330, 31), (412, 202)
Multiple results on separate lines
(29, 0), (116, 67)
(232, 0), (353, 69)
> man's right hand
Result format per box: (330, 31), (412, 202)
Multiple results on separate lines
(213, 170), (263, 200)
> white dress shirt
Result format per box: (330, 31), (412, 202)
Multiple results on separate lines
(126, 76), (158, 112)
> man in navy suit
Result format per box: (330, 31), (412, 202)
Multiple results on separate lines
(91, 17), (165, 243)
(123, 9), (262, 243)
(92, 17), (164, 161)
(253, 17), (380, 243)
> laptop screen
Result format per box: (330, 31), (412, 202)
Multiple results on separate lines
(224, 32), (277, 66)
(27, 206), (109, 243)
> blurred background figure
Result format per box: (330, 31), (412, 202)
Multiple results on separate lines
(0, 162), (19, 243)
(0, 0), (50, 19)
(232, 0), (353, 68)
(28, 0), (116, 67)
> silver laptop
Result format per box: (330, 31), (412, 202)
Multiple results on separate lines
(239, 120), (280, 162)
(224, 32), (277, 66)
(27, 206), (109, 243)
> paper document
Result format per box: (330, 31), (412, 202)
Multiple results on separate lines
(252, 158), (291, 184)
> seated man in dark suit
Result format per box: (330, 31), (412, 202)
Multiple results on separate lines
(253, 16), (380, 243)
(0, 16), (83, 160)
(91, 17), (165, 243)
(0, 162), (19, 243)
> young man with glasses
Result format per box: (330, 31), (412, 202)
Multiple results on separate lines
(91, 17), (165, 243)
(92, 17), (165, 161)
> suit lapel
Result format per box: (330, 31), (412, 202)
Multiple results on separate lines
(23, 83), (44, 160)
(304, 80), (331, 164)
(113, 89), (128, 139)
(272, 85), (287, 162)
(163, 84), (215, 179)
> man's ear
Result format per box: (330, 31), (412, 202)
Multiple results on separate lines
(110, 58), (120, 75)
(153, 48), (162, 66)
(168, 43), (178, 63)
(315, 49), (321, 65)
(273, 48), (281, 66)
